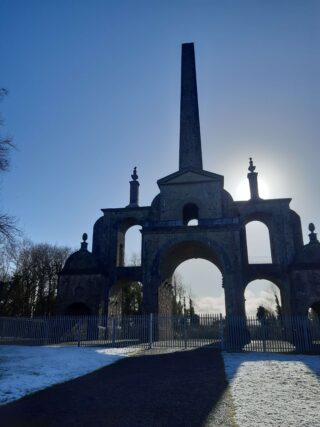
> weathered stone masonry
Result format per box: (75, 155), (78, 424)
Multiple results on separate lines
(57, 43), (320, 318)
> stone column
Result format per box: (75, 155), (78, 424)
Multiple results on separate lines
(247, 157), (260, 199)
(142, 277), (160, 314)
(128, 167), (139, 207)
(224, 273), (246, 317)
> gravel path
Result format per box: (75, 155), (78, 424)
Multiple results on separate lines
(0, 347), (236, 427)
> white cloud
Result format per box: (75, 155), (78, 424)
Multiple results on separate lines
(245, 287), (279, 316)
(192, 283), (280, 317)
(194, 295), (225, 315)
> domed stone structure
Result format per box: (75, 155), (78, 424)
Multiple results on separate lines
(56, 43), (320, 319)
(57, 234), (105, 315)
(61, 234), (100, 275)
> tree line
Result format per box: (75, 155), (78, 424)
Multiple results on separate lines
(0, 240), (72, 317)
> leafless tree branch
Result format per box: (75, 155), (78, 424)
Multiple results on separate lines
(0, 87), (19, 243)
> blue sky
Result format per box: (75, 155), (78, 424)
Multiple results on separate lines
(1, 1), (319, 312)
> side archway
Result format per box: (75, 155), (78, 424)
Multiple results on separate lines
(116, 217), (142, 266)
(108, 279), (143, 316)
(309, 301), (320, 319)
(244, 279), (282, 318)
(245, 220), (272, 264)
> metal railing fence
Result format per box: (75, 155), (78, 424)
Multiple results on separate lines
(0, 314), (319, 353)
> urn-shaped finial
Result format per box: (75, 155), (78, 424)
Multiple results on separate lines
(81, 233), (88, 250)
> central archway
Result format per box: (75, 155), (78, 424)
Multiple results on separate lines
(158, 239), (229, 316)
(160, 240), (227, 279)
(173, 259), (225, 315)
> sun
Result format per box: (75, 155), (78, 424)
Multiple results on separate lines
(235, 178), (270, 200)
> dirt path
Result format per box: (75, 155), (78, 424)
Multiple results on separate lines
(0, 347), (236, 427)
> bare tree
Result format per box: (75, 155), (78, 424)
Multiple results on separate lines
(0, 241), (72, 317)
(0, 88), (18, 245)
(126, 252), (141, 266)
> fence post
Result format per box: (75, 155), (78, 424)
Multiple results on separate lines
(184, 316), (187, 349)
(77, 320), (81, 347)
(262, 318), (266, 352)
(219, 314), (224, 350)
(112, 317), (116, 346)
(149, 313), (153, 349)
(302, 318), (311, 352)
(44, 316), (50, 346)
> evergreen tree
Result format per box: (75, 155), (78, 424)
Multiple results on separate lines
(121, 281), (142, 315)
(256, 305), (273, 322)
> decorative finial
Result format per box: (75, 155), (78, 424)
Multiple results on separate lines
(127, 167), (140, 207)
(81, 233), (88, 250)
(309, 223), (315, 233)
(308, 223), (319, 244)
(247, 157), (260, 199)
(131, 167), (138, 181)
(248, 157), (256, 173)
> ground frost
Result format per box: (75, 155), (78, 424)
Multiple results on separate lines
(0, 345), (134, 405)
(223, 353), (320, 427)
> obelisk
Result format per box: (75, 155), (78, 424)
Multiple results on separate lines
(179, 43), (203, 171)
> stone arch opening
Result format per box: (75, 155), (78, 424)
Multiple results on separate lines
(65, 302), (91, 316)
(116, 218), (142, 266)
(160, 240), (226, 279)
(108, 279), (143, 316)
(173, 259), (225, 315)
(245, 220), (272, 264)
(124, 225), (141, 265)
(183, 203), (199, 226)
(158, 239), (228, 315)
(308, 301), (320, 320)
(244, 279), (281, 317)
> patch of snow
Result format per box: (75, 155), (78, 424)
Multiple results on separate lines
(223, 352), (320, 427)
(0, 345), (136, 405)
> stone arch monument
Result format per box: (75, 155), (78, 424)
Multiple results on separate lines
(57, 43), (320, 318)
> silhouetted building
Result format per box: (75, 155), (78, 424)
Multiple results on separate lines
(57, 43), (320, 318)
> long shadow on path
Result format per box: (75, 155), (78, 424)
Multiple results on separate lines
(0, 347), (235, 427)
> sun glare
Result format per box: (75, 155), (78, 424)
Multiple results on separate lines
(235, 178), (270, 200)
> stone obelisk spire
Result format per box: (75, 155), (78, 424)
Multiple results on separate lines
(179, 43), (203, 171)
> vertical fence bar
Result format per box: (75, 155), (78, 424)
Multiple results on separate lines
(149, 313), (153, 349)
(77, 319), (81, 347)
(111, 317), (116, 346)
(262, 318), (266, 352)
(303, 318), (310, 352)
(219, 313), (224, 350)
(44, 316), (49, 346)
(183, 316), (187, 349)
